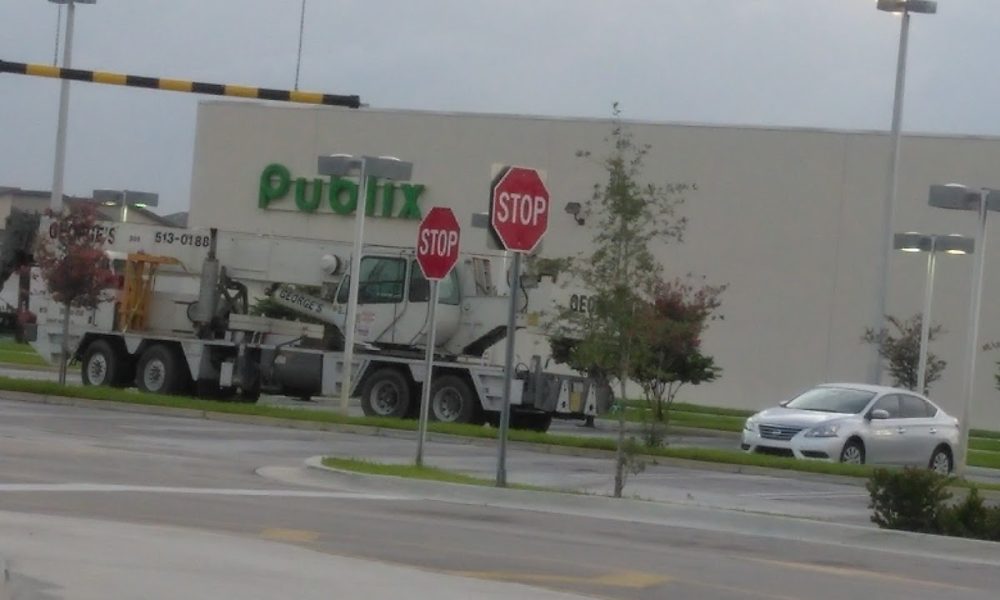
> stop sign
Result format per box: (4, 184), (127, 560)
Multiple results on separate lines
(490, 166), (550, 253)
(416, 207), (461, 280)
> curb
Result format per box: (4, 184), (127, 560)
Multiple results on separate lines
(303, 455), (1000, 567)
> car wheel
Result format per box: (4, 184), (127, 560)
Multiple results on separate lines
(839, 439), (866, 465)
(929, 446), (953, 475)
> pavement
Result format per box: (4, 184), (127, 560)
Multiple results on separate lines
(0, 510), (594, 600)
(0, 396), (998, 599)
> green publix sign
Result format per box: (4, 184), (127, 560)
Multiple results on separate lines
(258, 163), (425, 220)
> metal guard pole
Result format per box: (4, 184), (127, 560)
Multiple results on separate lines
(0, 59), (361, 108)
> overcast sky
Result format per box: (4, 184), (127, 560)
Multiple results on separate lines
(1, 0), (998, 216)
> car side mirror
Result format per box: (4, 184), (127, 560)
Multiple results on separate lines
(779, 400), (790, 407)
(868, 408), (890, 421)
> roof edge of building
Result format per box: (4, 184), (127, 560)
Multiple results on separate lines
(196, 99), (1000, 143)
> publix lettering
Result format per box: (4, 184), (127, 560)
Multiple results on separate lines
(259, 163), (424, 220)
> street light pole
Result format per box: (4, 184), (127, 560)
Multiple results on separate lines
(916, 237), (936, 394)
(48, 0), (96, 212)
(958, 191), (989, 474)
(340, 158), (369, 414)
(895, 231), (973, 396)
(50, 0), (77, 213)
(317, 154), (413, 414)
(872, 0), (936, 384)
(928, 183), (996, 475)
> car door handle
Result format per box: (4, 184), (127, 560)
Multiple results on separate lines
(929, 427), (937, 435)
(897, 427), (906, 434)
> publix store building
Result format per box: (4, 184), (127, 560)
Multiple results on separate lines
(188, 100), (1000, 428)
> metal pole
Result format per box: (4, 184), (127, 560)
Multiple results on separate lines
(916, 239), (936, 394)
(871, 10), (911, 384)
(956, 192), (988, 475)
(339, 160), (368, 413)
(50, 0), (77, 212)
(120, 191), (128, 223)
(496, 251), (521, 488)
(415, 280), (439, 467)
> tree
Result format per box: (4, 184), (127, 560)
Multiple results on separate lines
(862, 314), (946, 394)
(34, 205), (117, 384)
(555, 104), (691, 497)
(632, 277), (725, 441)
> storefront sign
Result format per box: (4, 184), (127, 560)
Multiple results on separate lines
(258, 163), (424, 220)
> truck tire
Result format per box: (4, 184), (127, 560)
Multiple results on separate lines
(429, 375), (480, 424)
(511, 411), (553, 433)
(360, 368), (411, 418)
(81, 339), (128, 387)
(136, 344), (191, 395)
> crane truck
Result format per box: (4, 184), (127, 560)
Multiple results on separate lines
(15, 217), (607, 432)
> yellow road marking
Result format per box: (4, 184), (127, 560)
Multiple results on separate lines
(260, 527), (320, 543)
(450, 569), (671, 590)
(745, 557), (981, 592)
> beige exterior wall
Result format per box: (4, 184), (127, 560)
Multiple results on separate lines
(189, 101), (1000, 427)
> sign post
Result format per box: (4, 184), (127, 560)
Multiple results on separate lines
(489, 166), (550, 486)
(414, 207), (461, 466)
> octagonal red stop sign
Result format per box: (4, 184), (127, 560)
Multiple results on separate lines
(416, 207), (461, 280)
(490, 166), (550, 253)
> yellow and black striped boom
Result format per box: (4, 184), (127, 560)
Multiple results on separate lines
(0, 59), (361, 108)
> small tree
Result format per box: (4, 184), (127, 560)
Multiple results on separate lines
(34, 205), (117, 384)
(632, 278), (724, 439)
(862, 314), (945, 394)
(555, 104), (690, 497)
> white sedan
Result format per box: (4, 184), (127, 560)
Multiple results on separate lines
(741, 383), (960, 474)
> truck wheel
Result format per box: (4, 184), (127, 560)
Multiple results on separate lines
(82, 339), (126, 387)
(511, 412), (553, 433)
(136, 344), (191, 395)
(360, 368), (411, 418)
(430, 375), (480, 424)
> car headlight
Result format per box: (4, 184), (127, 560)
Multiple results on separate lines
(804, 423), (840, 438)
(743, 419), (757, 433)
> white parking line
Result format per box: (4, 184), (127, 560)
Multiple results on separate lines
(0, 482), (409, 499)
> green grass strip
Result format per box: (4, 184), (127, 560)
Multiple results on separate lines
(0, 349), (49, 367)
(0, 339), (49, 367)
(969, 438), (1000, 453)
(321, 457), (547, 491)
(1, 375), (999, 478)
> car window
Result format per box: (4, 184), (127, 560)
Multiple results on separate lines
(784, 387), (876, 413)
(872, 394), (901, 418)
(900, 395), (934, 418)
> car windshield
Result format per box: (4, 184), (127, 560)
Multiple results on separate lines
(783, 387), (875, 414)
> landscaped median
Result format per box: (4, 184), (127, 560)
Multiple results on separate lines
(1, 375), (998, 482)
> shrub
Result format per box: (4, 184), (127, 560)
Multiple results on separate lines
(867, 467), (952, 533)
(938, 487), (989, 539)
